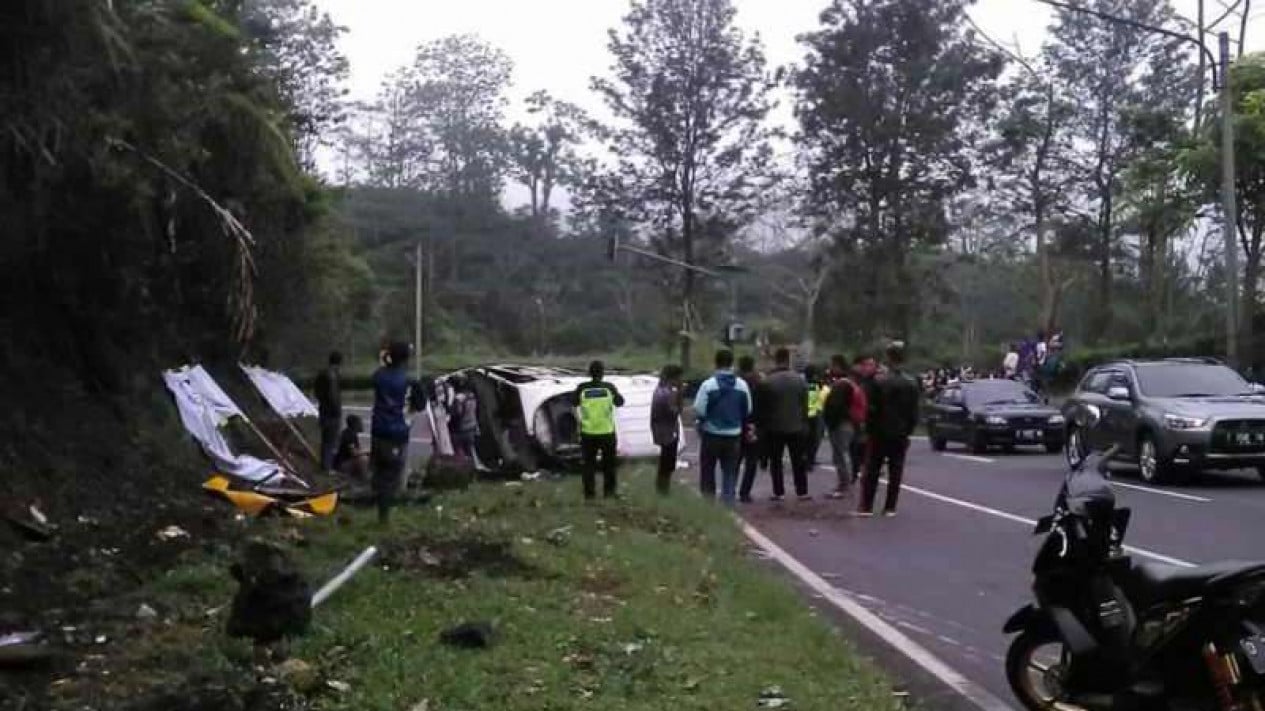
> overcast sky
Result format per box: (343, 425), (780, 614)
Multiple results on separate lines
(311, 0), (1265, 197)
(314, 0), (1264, 108)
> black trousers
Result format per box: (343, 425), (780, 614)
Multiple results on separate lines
(861, 437), (910, 513)
(370, 436), (408, 524)
(656, 439), (679, 494)
(319, 416), (341, 471)
(581, 433), (618, 498)
(766, 430), (808, 497)
(738, 437), (763, 500)
(849, 432), (866, 483)
(803, 418), (824, 471)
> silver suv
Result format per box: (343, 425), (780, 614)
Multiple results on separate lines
(1063, 359), (1265, 484)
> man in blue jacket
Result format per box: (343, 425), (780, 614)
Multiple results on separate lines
(371, 341), (424, 524)
(693, 349), (752, 506)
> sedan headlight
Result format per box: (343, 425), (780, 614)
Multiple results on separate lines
(984, 415), (1008, 426)
(1047, 414), (1065, 425)
(1164, 414), (1209, 430)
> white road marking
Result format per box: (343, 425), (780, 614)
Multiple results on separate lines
(739, 520), (1018, 711)
(944, 453), (996, 464)
(1109, 481), (1211, 503)
(892, 480), (1197, 568)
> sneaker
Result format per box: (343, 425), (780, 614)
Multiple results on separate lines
(826, 490), (848, 500)
(769, 494), (785, 503)
(797, 494), (814, 502)
(739, 496), (754, 504)
(855, 509), (874, 518)
(883, 510), (897, 517)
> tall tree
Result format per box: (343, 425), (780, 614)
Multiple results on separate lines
(592, 0), (777, 369)
(1046, 0), (1191, 342)
(990, 50), (1079, 334)
(794, 0), (1004, 341)
(508, 90), (595, 232)
(1187, 53), (1265, 364)
(410, 34), (513, 201)
(242, 0), (349, 169)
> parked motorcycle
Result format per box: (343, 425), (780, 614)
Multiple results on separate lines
(1005, 405), (1265, 710)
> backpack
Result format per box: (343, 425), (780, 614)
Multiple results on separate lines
(704, 377), (746, 430)
(843, 378), (868, 427)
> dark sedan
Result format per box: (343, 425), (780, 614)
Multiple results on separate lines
(926, 379), (1065, 454)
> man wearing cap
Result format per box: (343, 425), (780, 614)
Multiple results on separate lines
(573, 360), (626, 500)
(858, 341), (921, 517)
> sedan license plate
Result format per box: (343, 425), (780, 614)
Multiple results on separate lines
(1234, 431), (1265, 446)
(1017, 429), (1042, 442)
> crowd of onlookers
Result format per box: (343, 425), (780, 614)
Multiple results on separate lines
(916, 330), (1068, 399)
(646, 341), (922, 516)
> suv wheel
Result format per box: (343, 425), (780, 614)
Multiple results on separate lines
(1138, 435), (1170, 485)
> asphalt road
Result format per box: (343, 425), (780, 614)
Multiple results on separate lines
(347, 404), (1265, 708)
(712, 435), (1265, 708)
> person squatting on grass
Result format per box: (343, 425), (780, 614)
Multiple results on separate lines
(370, 342), (424, 524)
(693, 349), (752, 506)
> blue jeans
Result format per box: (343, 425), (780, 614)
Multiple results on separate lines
(700, 432), (742, 505)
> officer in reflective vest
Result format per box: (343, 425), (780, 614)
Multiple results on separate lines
(573, 360), (625, 499)
(803, 364), (830, 473)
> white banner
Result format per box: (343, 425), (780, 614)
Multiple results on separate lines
(163, 366), (280, 483)
(240, 364), (319, 419)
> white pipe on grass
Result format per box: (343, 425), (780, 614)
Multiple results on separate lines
(310, 546), (378, 608)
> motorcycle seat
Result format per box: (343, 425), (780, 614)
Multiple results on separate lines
(1128, 560), (1265, 609)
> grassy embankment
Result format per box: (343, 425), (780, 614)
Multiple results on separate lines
(41, 466), (904, 711)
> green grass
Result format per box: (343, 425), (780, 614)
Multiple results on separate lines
(67, 467), (902, 711)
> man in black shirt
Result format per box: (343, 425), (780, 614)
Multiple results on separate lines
(859, 342), (921, 517)
(313, 351), (343, 472)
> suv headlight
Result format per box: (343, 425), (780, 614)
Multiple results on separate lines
(1047, 414), (1065, 425)
(1163, 414), (1210, 430)
(984, 415), (1008, 426)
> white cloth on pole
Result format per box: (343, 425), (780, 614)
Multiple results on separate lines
(240, 364), (319, 419)
(163, 366), (281, 483)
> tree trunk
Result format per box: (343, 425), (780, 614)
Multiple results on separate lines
(680, 211), (695, 372)
(1245, 243), (1261, 368)
(1140, 226), (1157, 336)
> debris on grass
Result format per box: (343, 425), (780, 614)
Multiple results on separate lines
(439, 620), (495, 649)
(277, 657), (318, 693)
(326, 679), (351, 693)
(545, 525), (572, 547)
(7, 503), (55, 541)
(0, 630), (53, 668)
(155, 525), (190, 541)
(136, 603), (158, 620)
(226, 540), (312, 646)
(759, 684), (792, 708)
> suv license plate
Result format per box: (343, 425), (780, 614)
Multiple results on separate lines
(1018, 430), (1042, 442)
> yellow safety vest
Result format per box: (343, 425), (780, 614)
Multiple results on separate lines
(579, 385), (617, 436)
(807, 384), (829, 418)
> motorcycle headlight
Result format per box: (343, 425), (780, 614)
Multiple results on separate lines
(1047, 414), (1065, 425)
(985, 415), (1008, 426)
(1164, 414), (1209, 430)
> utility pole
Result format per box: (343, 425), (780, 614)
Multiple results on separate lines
(414, 240), (423, 380)
(1220, 31), (1241, 367)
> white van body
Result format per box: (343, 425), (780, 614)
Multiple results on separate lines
(432, 365), (680, 468)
